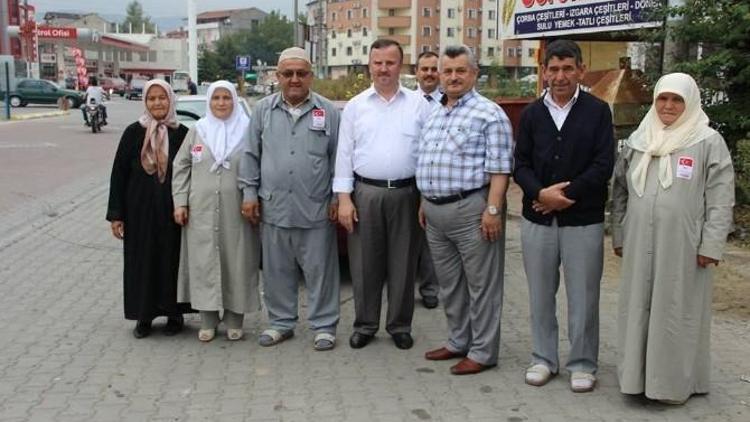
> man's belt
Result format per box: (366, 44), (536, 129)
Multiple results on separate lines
(354, 173), (416, 189)
(423, 186), (486, 205)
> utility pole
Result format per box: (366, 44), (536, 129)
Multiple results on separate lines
(187, 0), (197, 82)
(662, 0), (689, 72)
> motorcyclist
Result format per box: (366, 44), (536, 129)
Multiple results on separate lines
(81, 77), (108, 126)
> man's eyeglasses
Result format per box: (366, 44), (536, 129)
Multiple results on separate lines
(278, 70), (311, 79)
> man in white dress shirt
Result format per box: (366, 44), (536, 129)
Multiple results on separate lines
(413, 50), (441, 310)
(334, 39), (431, 350)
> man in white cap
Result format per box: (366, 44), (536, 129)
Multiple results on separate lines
(239, 47), (341, 350)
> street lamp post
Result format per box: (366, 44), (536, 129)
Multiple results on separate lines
(187, 0), (197, 83)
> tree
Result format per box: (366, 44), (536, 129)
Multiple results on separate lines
(121, 1), (155, 33)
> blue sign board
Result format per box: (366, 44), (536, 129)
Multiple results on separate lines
(235, 55), (252, 71)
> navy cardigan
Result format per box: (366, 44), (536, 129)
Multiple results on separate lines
(513, 91), (615, 226)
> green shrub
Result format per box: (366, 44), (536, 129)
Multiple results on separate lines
(735, 137), (750, 205)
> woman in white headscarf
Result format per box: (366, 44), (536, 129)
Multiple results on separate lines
(107, 79), (193, 339)
(172, 81), (261, 342)
(611, 73), (735, 404)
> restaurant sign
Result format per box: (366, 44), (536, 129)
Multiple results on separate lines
(501, 0), (662, 39)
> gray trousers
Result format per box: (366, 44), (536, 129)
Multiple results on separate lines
(520, 218), (603, 374)
(422, 191), (505, 366)
(416, 231), (439, 299)
(261, 224), (340, 334)
(348, 182), (419, 335)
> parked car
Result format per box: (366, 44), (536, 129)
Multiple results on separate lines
(1, 78), (84, 108)
(100, 77), (127, 97)
(125, 78), (147, 100)
(174, 94), (251, 129)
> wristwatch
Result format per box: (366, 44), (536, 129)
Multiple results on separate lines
(487, 205), (499, 216)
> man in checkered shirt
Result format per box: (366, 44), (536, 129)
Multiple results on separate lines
(417, 45), (514, 376)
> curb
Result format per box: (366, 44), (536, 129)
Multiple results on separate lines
(3, 110), (70, 121)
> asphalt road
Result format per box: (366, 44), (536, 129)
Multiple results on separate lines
(0, 97), (142, 214)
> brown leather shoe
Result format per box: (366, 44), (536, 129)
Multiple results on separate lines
(450, 357), (495, 375)
(425, 347), (466, 361)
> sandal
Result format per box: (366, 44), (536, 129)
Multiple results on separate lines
(313, 332), (336, 351)
(258, 328), (294, 347)
(198, 328), (216, 342)
(227, 328), (243, 341)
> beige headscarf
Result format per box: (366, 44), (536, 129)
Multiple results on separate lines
(138, 79), (179, 183)
(626, 72), (717, 196)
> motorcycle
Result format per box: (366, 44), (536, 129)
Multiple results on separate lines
(86, 104), (102, 133)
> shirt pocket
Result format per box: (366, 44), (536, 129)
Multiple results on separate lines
(306, 130), (330, 158)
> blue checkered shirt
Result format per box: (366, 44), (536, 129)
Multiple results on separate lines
(416, 89), (514, 198)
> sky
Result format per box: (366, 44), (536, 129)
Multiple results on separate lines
(29, 0), (294, 19)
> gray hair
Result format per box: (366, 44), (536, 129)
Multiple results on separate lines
(440, 45), (479, 71)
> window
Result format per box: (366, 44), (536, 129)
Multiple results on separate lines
(363, 8), (368, 18)
(422, 26), (431, 37)
(508, 48), (515, 57)
(516, 47), (523, 57)
(331, 12), (336, 21)
(389, 28), (395, 35)
(362, 46), (368, 55)
(446, 27), (455, 37)
(488, 29), (496, 38)
(139, 52), (148, 62)
(447, 8), (455, 18)
(363, 27), (368, 36)
(528, 48), (536, 58)
(149, 51), (157, 62)
(487, 47), (495, 57)
(331, 47), (337, 57)
(422, 45), (430, 53)
(488, 10), (496, 20)
(347, 10), (353, 19)
(468, 9), (476, 19)
(347, 29), (352, 38)
(331, 31), (336, 39)
(423, 7), (431, 17)
(467, 28), (475, 38)
(346, 46), (353, 56)
(388, 9), (395, 17)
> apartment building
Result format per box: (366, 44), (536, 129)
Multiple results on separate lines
(312, 0), (539, 78)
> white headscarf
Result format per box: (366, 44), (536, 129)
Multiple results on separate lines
(626, 73), (717, 197)
(195, 81), (250, 172)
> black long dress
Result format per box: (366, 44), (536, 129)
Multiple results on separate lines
(106, 122), (193, 321)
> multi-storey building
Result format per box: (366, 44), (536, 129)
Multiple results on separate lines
(310, 0), (539, 78)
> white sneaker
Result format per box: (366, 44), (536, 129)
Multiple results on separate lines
(525, 364), (553, 386)
(570, 372), (596, 393)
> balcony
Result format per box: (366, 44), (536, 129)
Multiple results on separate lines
(378, 34), (411, 46)
(377, 16), (411, 29)
(378, 0), (411, 8)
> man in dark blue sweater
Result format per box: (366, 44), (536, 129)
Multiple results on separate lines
(513, 40), (615, 393)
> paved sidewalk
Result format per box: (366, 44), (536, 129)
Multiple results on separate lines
(0, 180), (748, 422)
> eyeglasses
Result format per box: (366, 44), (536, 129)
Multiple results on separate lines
(278, 70), (311, 79)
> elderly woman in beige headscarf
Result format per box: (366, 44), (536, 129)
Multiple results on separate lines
(611, 72), (735, 404)
(172, 81), (260, 342)
(107, 79), (193, 339)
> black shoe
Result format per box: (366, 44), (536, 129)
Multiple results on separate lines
(164, 315), (184, 336)
(391, 333), (414, 350)
(422, 296), (439, 309)
(133, 320), (152, 339)
(349, 332), (374, 349)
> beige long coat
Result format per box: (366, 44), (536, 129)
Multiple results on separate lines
(611, 133), (734, 402)
(172, 129), (260, 313)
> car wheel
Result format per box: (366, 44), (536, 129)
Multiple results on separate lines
(9, 96), (22, 107)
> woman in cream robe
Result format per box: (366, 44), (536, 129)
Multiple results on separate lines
(172, 81), (260, 342)
(611, 73), (735, 403)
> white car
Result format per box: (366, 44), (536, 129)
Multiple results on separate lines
(175, 95), (252, 128)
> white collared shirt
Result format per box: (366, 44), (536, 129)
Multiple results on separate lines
(543, 85), (580, 130)
(333, 84), (432, 193)
(415, 86), (443, 105)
